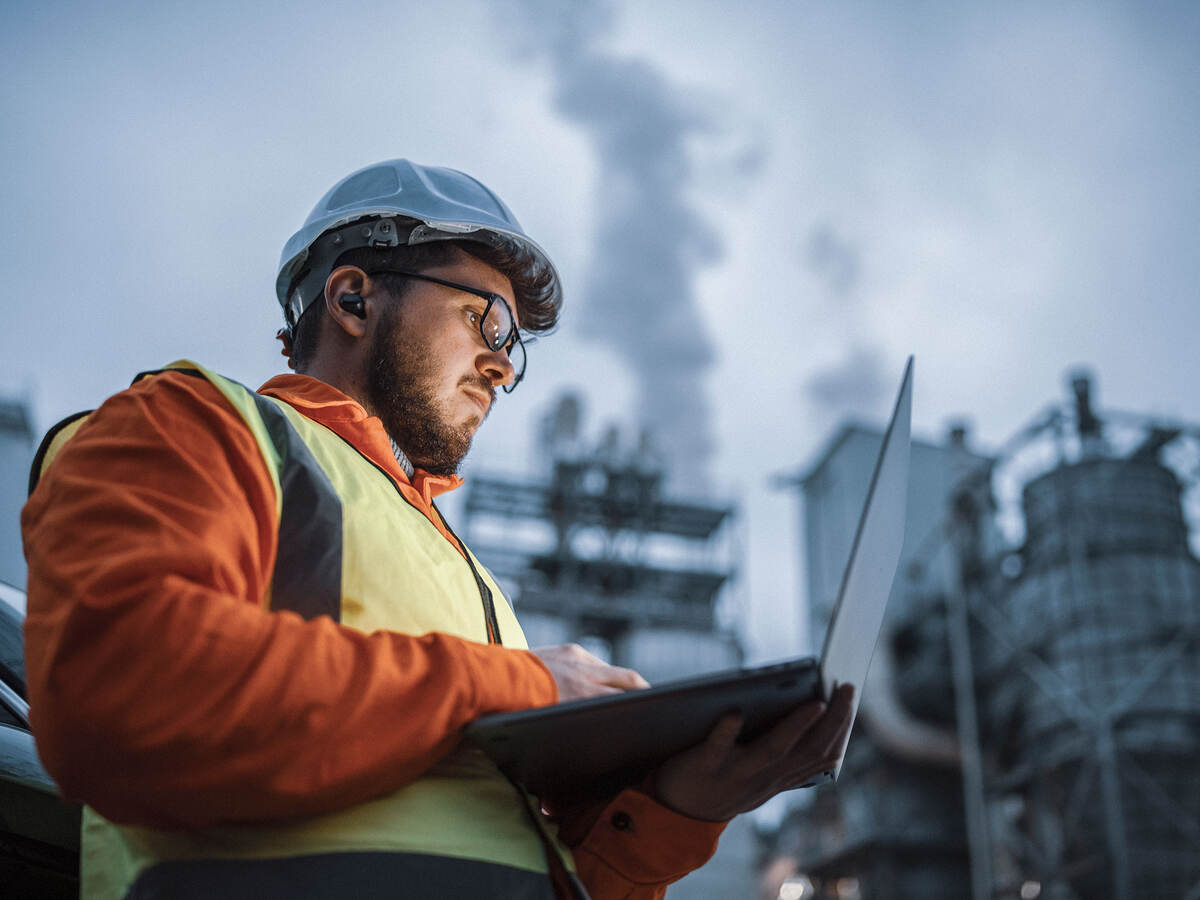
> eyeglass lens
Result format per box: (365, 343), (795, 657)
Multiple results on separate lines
(482, 297), (526, 387)
(506, 338), (526, 388)
(482, 301), (510, 351)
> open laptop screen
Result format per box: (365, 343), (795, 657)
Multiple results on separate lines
(819, 356), (912, 773)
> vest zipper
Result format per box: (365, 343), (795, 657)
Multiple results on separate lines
(433, 506), (503, 646)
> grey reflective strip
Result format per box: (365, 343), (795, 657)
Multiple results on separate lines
(127, 851), (556, 899)
(247, 394), (343, 623)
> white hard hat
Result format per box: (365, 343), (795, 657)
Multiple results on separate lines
(276, 159), (561, 330)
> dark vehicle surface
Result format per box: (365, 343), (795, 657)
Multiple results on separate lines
(0, 584), (81, 898)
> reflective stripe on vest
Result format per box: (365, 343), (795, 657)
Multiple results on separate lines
(30, 366), (344, 622)
(156, 365), (345, 621)
(77, 362), (571, 900)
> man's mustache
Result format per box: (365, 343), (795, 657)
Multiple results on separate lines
(459, 375), (496, 416)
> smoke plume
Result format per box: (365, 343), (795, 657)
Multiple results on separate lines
(798, 223), (893, 425)
(501, 0), (754, 490)
(803, 343), (891, 424)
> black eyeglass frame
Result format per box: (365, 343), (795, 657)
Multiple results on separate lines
(370, 268), (527, 392)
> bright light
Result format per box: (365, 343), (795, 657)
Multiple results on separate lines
(1020, 881), (1042, 899)
(778, 875), (814, 900)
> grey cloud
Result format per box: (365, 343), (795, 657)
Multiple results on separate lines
(805, 223), (861, 297)
(803, 344), (890, 420)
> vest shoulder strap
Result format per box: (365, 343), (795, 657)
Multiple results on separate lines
(136, 361), (285, 516)
(29, 360), (282, 502)
(27, 363), (343, 623)
(29, 410), (93, 496)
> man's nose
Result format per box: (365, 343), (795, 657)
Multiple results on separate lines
(478, 346), (515, 387)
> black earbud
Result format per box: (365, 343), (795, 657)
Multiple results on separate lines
(339, 293), (366, 319)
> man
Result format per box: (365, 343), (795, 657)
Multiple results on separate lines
(22, 159), (852, 899)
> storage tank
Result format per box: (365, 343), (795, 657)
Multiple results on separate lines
(981, 452), (1200, 896)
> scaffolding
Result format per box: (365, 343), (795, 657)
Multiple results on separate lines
(460, 393), (742, 682)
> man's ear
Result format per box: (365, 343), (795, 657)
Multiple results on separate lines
(324, 266), (372, 338)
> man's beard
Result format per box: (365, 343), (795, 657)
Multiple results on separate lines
(365, 307), (493, 476)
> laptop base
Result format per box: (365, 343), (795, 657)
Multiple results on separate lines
(467, 658), (822, 807)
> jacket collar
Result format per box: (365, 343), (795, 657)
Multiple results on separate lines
(257, 373), (463, 503)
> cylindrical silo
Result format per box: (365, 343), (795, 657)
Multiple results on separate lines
(980, 456), (1200, 897)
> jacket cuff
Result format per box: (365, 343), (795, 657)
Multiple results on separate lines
(572, 786), (727, 884)
(462, 642), (560, 713)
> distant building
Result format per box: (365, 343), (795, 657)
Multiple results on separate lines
(795, 422), (997, 651)
(766, 373), (1200, 900)
(0, 396), (34, 593)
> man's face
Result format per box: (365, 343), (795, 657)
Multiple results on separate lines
(365, 249), (520, 475)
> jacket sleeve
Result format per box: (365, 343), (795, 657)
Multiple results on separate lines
(21, 371), (558, 829)
(556, 786), (727, 900)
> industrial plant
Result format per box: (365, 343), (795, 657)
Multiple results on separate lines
(767, 372), (1200, 900)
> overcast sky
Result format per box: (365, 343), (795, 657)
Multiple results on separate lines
(3, 0), (1197, 659)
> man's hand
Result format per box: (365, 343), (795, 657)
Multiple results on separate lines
(532, 644), (650, 702)
(652, 684), (855, 821)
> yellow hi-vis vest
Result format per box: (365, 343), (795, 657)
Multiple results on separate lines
(54, 362), (573, 899)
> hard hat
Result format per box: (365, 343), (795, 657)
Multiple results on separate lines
(276, 159), (561, 330)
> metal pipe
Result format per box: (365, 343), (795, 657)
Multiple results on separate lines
(1094, 720), (1129, 900)
(946, 504), (994, 900)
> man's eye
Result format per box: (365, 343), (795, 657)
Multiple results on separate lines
(466, 310), (481, 325)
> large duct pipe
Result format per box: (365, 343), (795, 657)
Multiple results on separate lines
(859, 625), (961, 766)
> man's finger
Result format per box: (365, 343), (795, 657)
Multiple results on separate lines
(821, 684), (856, 745)
(748, 685), (855, 768)
(698, 712), (744, 766)
(801, 684), (855, 758)
(599, 665), (650, 690)
(830, 682), (855, 708)
(749, 700), (826, 765)
(780, 699), (827, 740)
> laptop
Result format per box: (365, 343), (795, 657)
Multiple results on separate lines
(467, 357), (913, 806)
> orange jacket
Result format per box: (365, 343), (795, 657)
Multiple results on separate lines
(22, 370), (723, 897)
